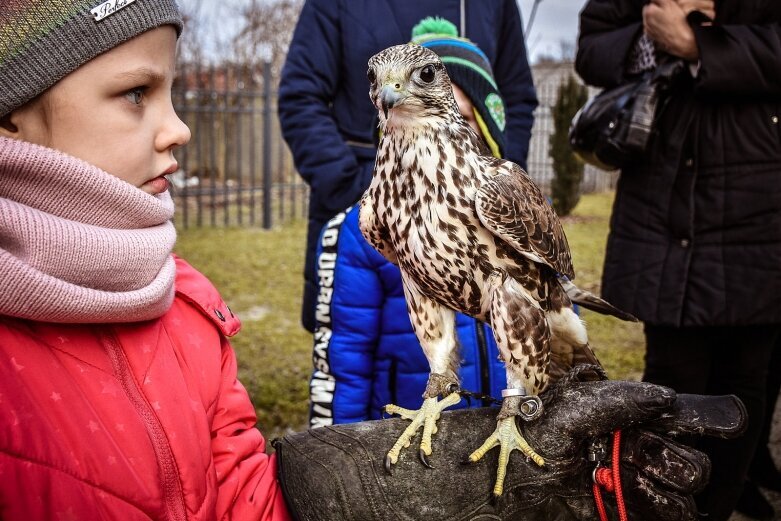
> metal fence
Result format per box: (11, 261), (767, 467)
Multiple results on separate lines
(171, 61), (615, 229)
(172, 61), (307, 229)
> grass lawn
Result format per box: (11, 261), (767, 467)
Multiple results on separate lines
(174, 223), (312, 439)
(174, 190), (645, 438)
(562, 192), (645, 381)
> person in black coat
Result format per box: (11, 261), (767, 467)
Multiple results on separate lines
(576, 0), (781, 519)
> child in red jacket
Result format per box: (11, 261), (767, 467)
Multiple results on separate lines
(0, 2), (290, 519)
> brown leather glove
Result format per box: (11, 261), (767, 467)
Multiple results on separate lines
(274, 378), (745, 521)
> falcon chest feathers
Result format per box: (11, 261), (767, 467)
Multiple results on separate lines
(360, 44), (609, 497)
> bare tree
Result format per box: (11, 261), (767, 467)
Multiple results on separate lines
(177, 0), (206, 65)
(232, 0), (304, 84)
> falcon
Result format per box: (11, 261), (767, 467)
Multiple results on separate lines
(360, 44), (635, 496)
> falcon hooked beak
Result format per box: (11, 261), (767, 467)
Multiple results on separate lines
(378, 82), (407, 118)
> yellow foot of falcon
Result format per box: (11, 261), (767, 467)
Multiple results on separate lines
(467, 395), (546, 496)
(384, 390), (461, 472)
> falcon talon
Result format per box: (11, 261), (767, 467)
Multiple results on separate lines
(384, 455), (394, 475)
(419, 449), (434, 469)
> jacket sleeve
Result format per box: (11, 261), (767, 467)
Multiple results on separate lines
(495, 0), (538, 169)
(575, 0), (646, 88)
(212, 337), (292, 521)
(277, 0), (368, 216)
(310, 209), (382, 425)
(693, 22), (781, 96)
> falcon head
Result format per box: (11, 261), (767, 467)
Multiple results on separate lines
(367, 44), (458, 128)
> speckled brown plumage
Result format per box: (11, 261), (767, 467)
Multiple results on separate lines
(361, 44), (594, 394)
(360, 44), (601, 489)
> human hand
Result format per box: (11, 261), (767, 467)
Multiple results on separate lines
(674, 0), (715, 21)
(643, 0), (700, 60)
(273, 377), (746, 521)
(524, 379), (745, 520)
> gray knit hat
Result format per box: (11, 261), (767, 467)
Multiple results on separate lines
(0, 0), (182, 117)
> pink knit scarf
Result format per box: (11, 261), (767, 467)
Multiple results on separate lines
(0, 137), (177, 323)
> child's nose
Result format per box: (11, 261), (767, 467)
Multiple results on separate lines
(168, 112), (192, 146)
(157, 104), (191, 151)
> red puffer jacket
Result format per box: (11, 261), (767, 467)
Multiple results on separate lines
(0, 256), (291, 521)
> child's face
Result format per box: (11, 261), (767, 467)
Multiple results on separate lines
(11, 26), (190, 195)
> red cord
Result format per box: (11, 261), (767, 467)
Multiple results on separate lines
(593, 482), (609, 521)
(592, 430), (628, 521)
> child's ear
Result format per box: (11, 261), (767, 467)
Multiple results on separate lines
(0, 112), (20, 137)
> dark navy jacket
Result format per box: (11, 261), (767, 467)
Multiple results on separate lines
(278, 0), (538, 331)
(309, 205), (507, 426)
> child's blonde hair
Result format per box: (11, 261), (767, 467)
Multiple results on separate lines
(0, 0), (182, 118)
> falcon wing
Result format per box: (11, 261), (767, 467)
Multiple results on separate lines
(475, 160), (574, 279)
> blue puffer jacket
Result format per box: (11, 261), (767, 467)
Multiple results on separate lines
(310, 206), (507, 426)
(278, 0), (538, 332)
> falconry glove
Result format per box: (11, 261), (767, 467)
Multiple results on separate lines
(273, 379), (746, 521)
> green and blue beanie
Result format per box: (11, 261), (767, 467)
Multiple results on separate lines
(0, 0), (182, 117)
(411, 17), (506, 158)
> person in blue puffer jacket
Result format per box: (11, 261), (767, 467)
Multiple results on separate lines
(309, 20), (512, 427)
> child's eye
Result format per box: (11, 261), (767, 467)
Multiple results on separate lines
(125, 87), (147, 105)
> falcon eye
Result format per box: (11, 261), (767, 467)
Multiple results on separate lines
(367, 67), (376, 84)
(419, 64), (436, 84)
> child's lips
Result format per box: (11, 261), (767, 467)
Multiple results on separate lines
(143, 164), (176, 194)
(144, 175), (170, 194)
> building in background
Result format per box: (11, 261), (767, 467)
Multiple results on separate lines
(528, 60), (618, 194)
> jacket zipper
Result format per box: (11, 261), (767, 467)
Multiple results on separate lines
(102, 331), (188, 521)
(474, 319), (491, 406)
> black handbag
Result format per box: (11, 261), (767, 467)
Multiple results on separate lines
(569, 57), (685, 171)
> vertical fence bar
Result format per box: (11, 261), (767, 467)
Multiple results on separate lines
(249, 65), (257, 227)
(236, 65), (244, 226)
(195, 61), (204, 227)
(223, 65), (231, 227)
(262, 61), (272, 229)
(178, 61), (190, 229)
(303, 187), (308, 219)
(209, 64), (218, 227)
(286, 151), (296, 220)
(286, 152), (294, 220)
(278, 134), (285, 222)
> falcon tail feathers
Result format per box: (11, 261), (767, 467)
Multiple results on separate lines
(558, 277), (638, 322)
